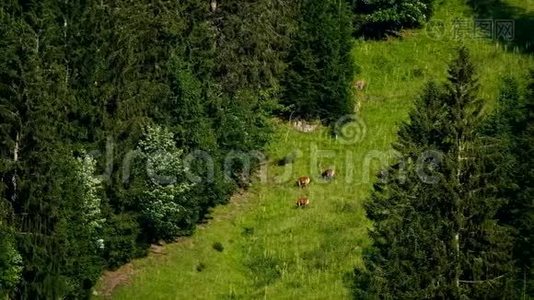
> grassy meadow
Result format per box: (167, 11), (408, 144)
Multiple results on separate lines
(97, 0), (534, 298)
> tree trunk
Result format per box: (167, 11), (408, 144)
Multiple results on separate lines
(454, 139), (465, 296)
(11, 132), (19, 203)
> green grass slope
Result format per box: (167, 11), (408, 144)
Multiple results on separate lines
(97, 0), (534, 298)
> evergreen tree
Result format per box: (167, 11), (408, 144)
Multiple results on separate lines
(356, 48), (516, 298)
(516, 72), (534, 296)
(0, 1), (105, 297)
(282, 0), (355, 122)
(0, 0), (299, 296)
(482, 73), (534, 296)
(0, 2), (27, 296)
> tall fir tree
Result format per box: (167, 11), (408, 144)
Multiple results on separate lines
(356, 48), (516, 299)
(517, 71), (534, 296)
(282, 0), (355, 122)
(482, 73), (534, 296)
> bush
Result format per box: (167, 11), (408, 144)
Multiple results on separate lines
(0, 230), (22, 297)
(353, 0), (435, 38)
(102, 213), (144, 269)
(132, 125), (196, 242)
(196, 262), (206, 272)
(212, 242), (224, 252)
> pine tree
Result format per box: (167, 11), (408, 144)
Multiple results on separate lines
(483, 73), (534, 296)
(0, 1), (28, 296)
(0, 1), (106, 297)
(516, 71), (534, 296)
(282, 0), (355, 122)
(356, 48), (516, 299)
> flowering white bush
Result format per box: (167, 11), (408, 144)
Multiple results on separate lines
(74, 155), (105, 248)
(137, 126), (194, 240)
(0, 230), (22, 296)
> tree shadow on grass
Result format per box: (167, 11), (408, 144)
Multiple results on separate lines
(468, 0), (534, 54)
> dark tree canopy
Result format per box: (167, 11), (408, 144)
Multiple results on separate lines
(281, 0), (356, 122)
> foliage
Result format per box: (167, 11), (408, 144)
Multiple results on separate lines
(481, 73), (534, 295)
(212, 242), (224, 252)
(101, 213), (144, 269)
(102, 0), (534, 296)
(353, 0), (435, 38)
(356, 48), (517, 298)
(134, 126), (195, 241)
(0, 0), (532, 297)
(75, 154), (105, 242)
(0, 0), (298, 296)
(0, 208), (22, 297)
(281, 0), (355, 122)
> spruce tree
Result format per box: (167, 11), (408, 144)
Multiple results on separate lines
(356, 48), (516, 299)
(516, 72), (534, 296)
(282, 0), (355, 122)
(0, 1), (105, 297)
(0, 2), (26, 295)
(483, 73), (534, 296)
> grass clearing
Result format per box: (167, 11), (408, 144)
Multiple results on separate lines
(96, 0), (534, 298)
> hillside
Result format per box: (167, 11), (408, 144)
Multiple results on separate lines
(95, 0), (534, 298)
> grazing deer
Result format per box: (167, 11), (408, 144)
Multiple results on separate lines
(296, 176), (311, 188)
(296, 197), (309, 208)
(322, 168), (335, 181)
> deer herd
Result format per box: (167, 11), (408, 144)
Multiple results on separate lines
(290, 79), (364, 207)
(294, 168), (335, 208)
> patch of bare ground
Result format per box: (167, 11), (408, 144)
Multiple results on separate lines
(94, 263), (135, 298)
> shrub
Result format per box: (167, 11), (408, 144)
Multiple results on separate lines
(135, 125), (196, 241)
(212, 242), (224, 252)
(196, 262), (206, 272)
(102, 213), (144, 269)
(353, 0), (435, 38)
(0, 230), (22, 297)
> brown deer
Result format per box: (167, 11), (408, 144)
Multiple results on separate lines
(296, 197), (309, 208)
(296, 176), (311, 188)
(322, 168), (335, 181)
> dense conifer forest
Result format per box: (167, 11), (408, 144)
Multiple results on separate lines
(0, 0), (532, 299)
